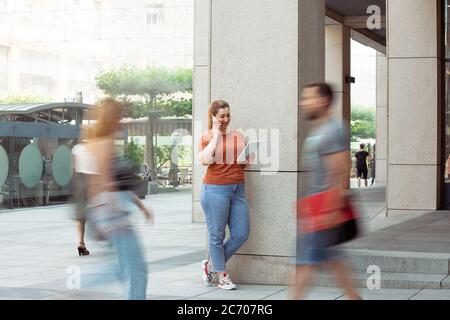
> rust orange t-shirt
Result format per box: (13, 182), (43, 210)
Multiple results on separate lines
(198, 130), (246, 185)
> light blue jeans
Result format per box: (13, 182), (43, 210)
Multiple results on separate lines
(200, 183), (250, 272)
(110, 230), (148, 300)
(81, 229), (148, 300)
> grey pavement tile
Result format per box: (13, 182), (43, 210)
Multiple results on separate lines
(337, 288), (421, 300)
(396, 232), (450, 242)
(149, 285), (218, 298)
(374, 240), (450, 253)
(410, 290), (450, 300)
(267, 287), (344, 300)
(147, 295), (187, 300)
(0, 287), (58, 300)
(191, 285), (286, 300)
(0, 278), (50, 287)
(41, 290), (124, 300)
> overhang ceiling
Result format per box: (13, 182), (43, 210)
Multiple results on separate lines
(326, 0), (386, 45)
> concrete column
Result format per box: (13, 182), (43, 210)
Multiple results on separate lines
(387, 0), (442, 213)
(193, 0), (325, 285)
(376, 52), (387, 184)
(325, 24), (351, 130)
(192, 0), (211, 223)
(325, 23), (351, 189)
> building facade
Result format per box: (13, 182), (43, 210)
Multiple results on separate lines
(0, 0), (193, 103)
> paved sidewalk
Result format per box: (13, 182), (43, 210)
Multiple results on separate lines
(0, 190), (449, 300)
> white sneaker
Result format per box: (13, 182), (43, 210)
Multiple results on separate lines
(218, 273), (236, 290)
(201, 260), (214, 287)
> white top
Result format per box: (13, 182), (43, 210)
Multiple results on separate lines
(72, 143), (99, 174)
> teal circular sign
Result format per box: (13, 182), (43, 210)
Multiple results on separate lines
(0, 145), (8, 186)
(19, 144), (43, 188)
(52, 145), (73, 187)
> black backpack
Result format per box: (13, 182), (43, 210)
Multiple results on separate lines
(110, 156), (138, 192)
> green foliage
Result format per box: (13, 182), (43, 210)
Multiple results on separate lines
(160, 97), (192, 118)
(96, 66), (192, 118)
(0, 94), (53, 104)
(351, 107), (376, 141)
(177, 146), (192, 167)
(96, 65), (192, 108)
(124, 139), (144, 174)
(351, 107), (375, 122)
(156, 145), (173, 170)
(156, 145), (192, 170)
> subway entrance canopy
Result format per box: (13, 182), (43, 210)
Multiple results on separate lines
(0, 102), (91, 209)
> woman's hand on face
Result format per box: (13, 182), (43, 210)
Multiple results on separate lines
(212, 116), (222, 136)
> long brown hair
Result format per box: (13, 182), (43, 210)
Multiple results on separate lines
(91, 97), (123, 139)
(207, 100), (230, 129)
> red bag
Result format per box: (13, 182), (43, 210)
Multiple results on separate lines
(297, 188), (356, 233)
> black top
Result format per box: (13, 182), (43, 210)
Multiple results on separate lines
(355, 151), (369, 170)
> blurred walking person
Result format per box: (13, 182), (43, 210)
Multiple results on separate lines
(291, 83), (361, 300)
(83, 98), (152, 300)
(198, 100), (252, 290)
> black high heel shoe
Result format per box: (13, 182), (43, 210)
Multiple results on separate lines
(77, 245), (90, 256)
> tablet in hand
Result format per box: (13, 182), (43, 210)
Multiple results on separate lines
(237, 141), (260, 163)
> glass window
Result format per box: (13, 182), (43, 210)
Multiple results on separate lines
(0, 0), (8, 12)
(146, 5), (164, 26)
(0, 46), (7, 91)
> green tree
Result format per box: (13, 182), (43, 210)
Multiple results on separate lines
(155, 145), (173, 171)
(351, 107), (376, 141)
(155, 145), (190, 171)
(124, 139), (144, 175)
(96, 66), (192, 181)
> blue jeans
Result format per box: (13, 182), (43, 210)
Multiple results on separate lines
(200, 183), (250, 272)
(110, 230), (148, 300)
(82, 230), (148, 300)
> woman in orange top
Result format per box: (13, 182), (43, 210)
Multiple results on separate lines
(198, 100), (250, 290)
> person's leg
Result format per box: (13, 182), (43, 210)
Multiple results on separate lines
(224, 183), (249, 263)
(363, 169), (368, 187)
(357, 169), (362, 188)
(326, 260), (361, 300)
(77, 220), (85, 244)
(290, 265), (316, 300)
(111, 230), (148, 300)
(77, 220), (90, 255)
(200, 184), (232, 273)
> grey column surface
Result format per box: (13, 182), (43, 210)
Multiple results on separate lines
(192, 0), (211, 223)
(193, 0), (325, 285)
(376, 52), (388, 185)
(325, 23), (351, 189)
(387, 0), (441, 212)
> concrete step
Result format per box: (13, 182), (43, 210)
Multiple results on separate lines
(341, 249), (450, 275)
(312, 271), (450, 290)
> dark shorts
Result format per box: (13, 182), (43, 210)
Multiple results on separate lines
(357, 168), (368, 179)
(296, 230), (341, 265)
